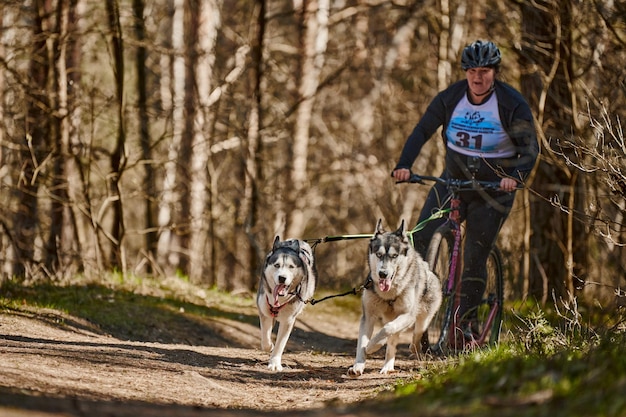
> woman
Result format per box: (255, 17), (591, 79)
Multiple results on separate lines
(392, 40), (538, 340)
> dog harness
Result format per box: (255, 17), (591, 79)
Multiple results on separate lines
(265, 284), (302, 317)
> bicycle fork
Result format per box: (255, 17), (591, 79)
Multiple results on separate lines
(446, 198), (464, 351)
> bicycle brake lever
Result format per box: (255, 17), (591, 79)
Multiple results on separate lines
(408, 174), (425, 184)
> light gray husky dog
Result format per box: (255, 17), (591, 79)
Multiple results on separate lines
(257, 237), (317, 372)
(347, 219), (442, 376)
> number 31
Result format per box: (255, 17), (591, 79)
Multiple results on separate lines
(455, 132), (483, 149)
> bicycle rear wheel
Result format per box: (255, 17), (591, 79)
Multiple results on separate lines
(424, 225), (457, 354)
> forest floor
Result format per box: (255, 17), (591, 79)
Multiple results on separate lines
(0, 280), (433, 417)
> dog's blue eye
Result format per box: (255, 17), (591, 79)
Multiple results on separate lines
(390, 254), (398, 259)
(274, 263), (280, 268)
(376, 253), (383, 259)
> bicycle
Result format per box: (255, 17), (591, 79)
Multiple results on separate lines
(400, 173), (510, 355)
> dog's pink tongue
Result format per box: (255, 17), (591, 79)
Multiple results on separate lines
(378, 279), (391, 292)
(272, 284), (287, 305)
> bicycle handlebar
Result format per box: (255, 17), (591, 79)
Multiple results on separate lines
(397, 173), (515, 192)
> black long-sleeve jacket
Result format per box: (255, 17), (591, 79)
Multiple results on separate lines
(394, 79), (539, 181)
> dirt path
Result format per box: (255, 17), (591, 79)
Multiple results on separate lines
(0, 298), (428, 417)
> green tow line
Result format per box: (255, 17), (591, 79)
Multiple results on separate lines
(300, 207), (451, 305)
(406, 208), (450, 246)
(305, 207), (451, 248)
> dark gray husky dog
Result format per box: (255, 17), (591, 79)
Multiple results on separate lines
(347, 219), (441, 376)
(257, 237), (317, 371)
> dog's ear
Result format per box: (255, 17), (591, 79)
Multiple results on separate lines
(299, 243), (314, 267)
(394, 219), (406, 236)
(265, 236), (281, 265)
(374, 218), (385, 236)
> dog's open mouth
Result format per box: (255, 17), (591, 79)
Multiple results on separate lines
(378, 278), (392, 292)
(272, 284), (288, 305)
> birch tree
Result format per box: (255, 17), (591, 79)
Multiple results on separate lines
(173, 0), (200, 275)
(285, 0), (329, 239)
(65, 0), (99, 274)
(188, 0), (222, 281)
(47, 0), (85, 276)
(157, 0), (185, 270)
(437, 0), (466, 90)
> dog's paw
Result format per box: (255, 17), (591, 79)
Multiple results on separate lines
(267, 357), (283, 372)
(379, 366), (395, 375)
(380, 361), (395, 374)
(347, 363), (365, 377)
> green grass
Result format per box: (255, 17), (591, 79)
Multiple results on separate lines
(367, 306), (626, 417)
(0, 275), (259, 344)
(382, 341), (626, 416)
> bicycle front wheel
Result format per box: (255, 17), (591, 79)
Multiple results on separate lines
(444, 245), (504, 353)
(477, 245), (504, 345)
(424, 226), (505, 354)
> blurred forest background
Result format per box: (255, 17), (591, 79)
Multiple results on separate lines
(0, 0), (624, 308)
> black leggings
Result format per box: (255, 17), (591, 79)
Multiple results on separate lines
(413, 179), (515, 318)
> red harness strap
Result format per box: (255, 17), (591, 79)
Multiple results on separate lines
(266, 295), (294, 317)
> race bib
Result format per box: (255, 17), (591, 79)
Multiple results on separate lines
(446, 93), (516, 158)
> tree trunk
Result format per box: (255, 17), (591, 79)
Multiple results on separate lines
(104, 0), (127, 272)
(174, 0), (201, 275)
(66, 0), (98, 274)
(437, 0), (466, 90)
(47, 0), (84, 277)
(239, 0), (265, 291)
(157, 0), (185, 272)
(132, 0), (157, 273)
(286, 0), (329, 240)
(520, 0), (587, 303)
(187, 0), (222, 282)
(0, 2), (6, 277)
(12, 0), (51, 278)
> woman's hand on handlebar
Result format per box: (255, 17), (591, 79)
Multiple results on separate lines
(394, 169), (520, 192)
(392, 168), (411, 182)
(499, 177), (518, 192)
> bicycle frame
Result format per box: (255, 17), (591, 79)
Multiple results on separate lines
(450, 195), (503, 350)
(401, 173), (507, 353)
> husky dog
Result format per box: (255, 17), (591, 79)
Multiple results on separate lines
(347, 219), (442, 376)
(257, 237), (317, 371)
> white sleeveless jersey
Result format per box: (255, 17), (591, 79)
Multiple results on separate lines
(445, 93), (516, 158)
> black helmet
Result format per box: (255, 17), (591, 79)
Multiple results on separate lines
(461, 40), (501, 70)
